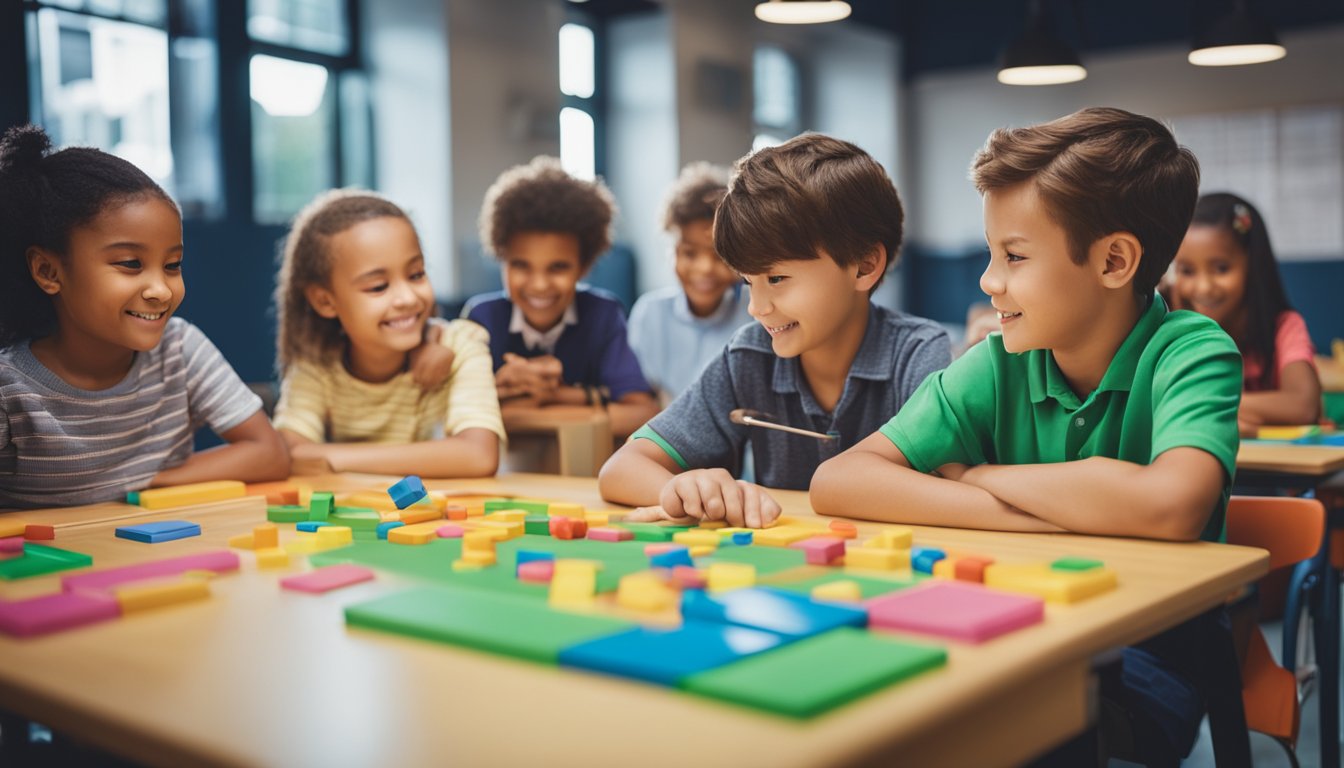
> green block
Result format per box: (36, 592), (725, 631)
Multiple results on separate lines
(267, 505), (310, 523)
(346, 585), (634, 664)
(1051, 557), (1103, 572)
(682, 627), (947, 717)
(309, 491), (334, 522)
(614, 522), (693, 542)
(125, 491), (140, 505)
(765, 567), (922, 599)
(524, 516), (551, 536)
(700, 544), (807, 574)
(329, 507), (381, 530)
(484, 498), (550, 515)
(0, 544), (93, 580)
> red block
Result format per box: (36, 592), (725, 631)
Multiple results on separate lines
(954, 556), (996, 583)
(549, 517), (589, 540)
(24, 525), (55, 541)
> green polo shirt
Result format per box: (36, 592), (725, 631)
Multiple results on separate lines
(879, 294), (1241, 542)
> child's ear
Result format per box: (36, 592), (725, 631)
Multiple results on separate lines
(26, 247), (63, 295)
(304, 285), (340, 319)
(853, 244), (886, 292)
(1095, 232), (1142, 289)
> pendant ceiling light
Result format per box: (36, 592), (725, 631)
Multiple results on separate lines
(997, 0), (1087, 86)
(1189, 0), (1285, 67)
(754, 0), (852, 25)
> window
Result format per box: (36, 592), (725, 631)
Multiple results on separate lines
(752, 46), (800, 150)
(558, 20), (598, 180)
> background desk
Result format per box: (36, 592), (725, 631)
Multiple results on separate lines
(0, 473), (1267, 768)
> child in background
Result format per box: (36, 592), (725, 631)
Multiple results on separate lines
(272, 189), (504, 477)
(0, 125), (289, 509)
(1173, 192), (1322, 434)
(812, 108), (1239, 765)
(600, 134), (951, 528)
(464, 157), (657, 438)
(628, 163), (751, 403)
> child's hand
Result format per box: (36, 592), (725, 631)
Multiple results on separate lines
(495, 353), (533, 399)
(408, 324), (455, 391)
(523, 355), (564, 403)
(289, 442), (335, 475)
(637, 469), (781, 529)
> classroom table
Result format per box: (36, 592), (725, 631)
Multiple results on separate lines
(501, 405), (613, 477)
(0, 473), (1268, 768)
(1235, 439), (1344, 768)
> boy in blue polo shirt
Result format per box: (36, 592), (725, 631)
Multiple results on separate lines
(464, 156), (657, 439)
(598, 134), (950, 528)
(812, 108), (1242, 765)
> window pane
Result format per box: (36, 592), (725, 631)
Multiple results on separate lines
(247, 0), (349, 56)
(340, 71), (373, 189)
(559, 107), (595, 181)
(753, 46), (798, 130)
(250, 54), (334, 223)
(559, 23), (594, 99)
(169, 35), (222, 218)
(31, 9), (173, 186)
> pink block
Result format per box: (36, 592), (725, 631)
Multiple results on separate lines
(436, 524), (465, 538)
(671, 565), (706, 590)
(62, 550), (239, 593)
(0, 537), (24, 554)
(587, 527), (633, 542)
(0, 592), (121, 638)
(791, 537), (846, 565)
(866, 581), (1044, 644)
(644, 543), (679, 556)
(280, 564), (375, 594)
(517, 560), (555, 583)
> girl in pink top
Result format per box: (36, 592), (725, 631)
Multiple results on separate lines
(1173, 192), (1322, 434)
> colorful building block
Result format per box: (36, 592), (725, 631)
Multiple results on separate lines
(584, 511), (610, 527)
(792, 537), (846, 566)
(477, 520), (524, 540)
(62, 551), (239, 592)
(558, 620), (785, 686)
(672, 530), (720, 550)
(437, 524), (465, 538)
(255, 548), (291, 569)
(844, 547), (910, 571)
(0, 591), (121, 637)
(445, 504), (470, 521)
(244, 481), (299, 505)
(811, 580), (863, 603)
(387, 475), (428, 510)
(617, 572), (678, 612)
(681, 587), (867, 640)
(484, 498), (550, 515)
(309, 491), (334, 522)
(295, 521), (328, 533)
(267, 505), (310, 523)
(546, 502), (585, 519)
(731, 531), (753, 546)
(524, 515), (551, 535)
(138, 480), (246, 509)
(315, 526), (353, 549)
(462, 531), (497, 554)
(329, 507), (381, 530)
(0, 520), (30, 539)
(954, 555), (995, 583)
(587, 526), (634, 542)
(869, 527), (913, 550)
(671, 566), (707, 590)
(867, 581), (1044, 643)
(827, 520), (859, 539)
(281, 564), (375, 594)
(912, 547), (947, 574)
(114, 579), (210, 613)
(650, 547), (694, 569)
(517, 560), (556, 583)
(984, 562), (1118, 604)
(549, 560), (599, 607)
(115, 520), (200, 544)
(0, 537), (25, 554)
(750, 526), (817, 547)
(376, 521), (405, 540)
(397, 507), (441, 525)
(486, 509), (527, 523)
(706, 562), (756, 592)
(388, 523), (440, 545)
(23, 524), (55, 541)
(1051, 557), (1103, 572)
(549, 517), (588, 540)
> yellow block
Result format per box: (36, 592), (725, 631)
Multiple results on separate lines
(696, 520), (727, 530)
(486, 509), (527, 523)
(227, 532), (257, 550)
(256, 548), (290, 569)
(387, 522), (440, 545)
(253, 523), (279, 549)
(461, 549), (497, 566)
(284, 535), (325, 555)
(812, 580), (863, 603)
(114, 579), (210, 613)
(297, 485), (313, 508)
(315, 526), (353, 548)
(616, 572), (677, 612)
(398, 507), (442, 525)
(868, 527), (914, 550)
(1257, 425), (1318, 441)
(714, 527), (752, 538)
(138, 481), (245, 510)
(550, 562), (598, 607)
(0, 520), (28, 539)
(983, 563), (1118, 604)
(584, 511), (610, 527)
(548, 502), (585, 519)
(690, 545), (716, 558)
(452, 559), (486, 572)
(932, 558), (958, 580)
(844, 547), (910, 571)
(673, 530), (721, 549)
(477, 520), (524, 540)
(706, 562), (756, 592)
(463, 530), (498, 554)
(751, 526), (816, 547)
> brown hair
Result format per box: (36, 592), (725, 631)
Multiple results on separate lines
(661, 162), (730, 232)
(274, 188), (413, 373)
(478, 156), (616, 269)
(714, 133), (903, 291)
(971, 107), (1200, 300)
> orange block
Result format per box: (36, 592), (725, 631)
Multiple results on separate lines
(954, 555), (995, 583)
(828, 520), (859, 539)
(245, 481), (299, 506)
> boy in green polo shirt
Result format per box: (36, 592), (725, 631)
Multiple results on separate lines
(812, 107), (1242, 764)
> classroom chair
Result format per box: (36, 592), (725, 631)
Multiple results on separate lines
(1225, 494), (1327, 767)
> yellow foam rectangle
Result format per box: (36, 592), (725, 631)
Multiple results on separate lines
(548, 503), (585, 519)
(714, 527), (752, 538)
(0, 520), (29, 539)
(255, 548), (290, 569)
(477, 520), (524, 540)
(462, 530), (498, 553)
(672, 530), (721, 549)
(706, 562), (756, 592)
(388, 522), (440, 545)
(460, 549), (497, 566)
(584, 511), (610, 527)
(138, 481), (245, 510)
(114, 579), (210, 613)
(398, 508), (442, 525)
(751, 527), (817, 547)
(617, 572), (677, 612)
(695, 520), (727, 530)
(932, 558), (957, 579)
(253, 523), (279, 549)
(869, 527), (914, 550)
(983, 563), (1118, 604)
(227, 532), (257, 550)
(485, 509), (527, 523)
(284, 536), (325, 555)
(844, 547), (910, 571)
(315, 526), (353, 548)
(812, 580), (863, 603)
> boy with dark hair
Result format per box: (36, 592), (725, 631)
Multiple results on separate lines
(464, 156), (657, 438)
(812, 107), (1242, 763)
(599, 133), (950, 527)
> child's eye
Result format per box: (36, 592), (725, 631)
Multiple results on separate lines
(1005, 253), (1025, 263)
(767, 275), (787, 285)
(165, 261), (183, 272)
(365, 283), (389, 293)
(409, 270), (426, 281)
(113, 259), (142, 270)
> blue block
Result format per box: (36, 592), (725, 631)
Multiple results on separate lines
(115, 520), (201, 544)
(650, 546), (693, 569)
(386, 476), (427, 510)
(558, 620), (785, 686)
(296, 521), (330, 532)
(376, 521), (405, 540)
(731, 531), (753, 546)
(125, 491), (140, 505)
(681, 587), (867, 640)
(912, 547), (947, 574)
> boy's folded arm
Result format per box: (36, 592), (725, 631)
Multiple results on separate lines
(309, 428), (501, 478)
(151, 410), (292, 486)
(810, 433), (1062, 533)
(959, 447), (1224, 541)
(598, 437), (680, 507)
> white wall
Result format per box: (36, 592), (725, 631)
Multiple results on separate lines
(906, 24), (1344, 252)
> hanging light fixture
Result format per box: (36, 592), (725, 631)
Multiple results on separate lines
(1189, 0), (1285, 66)
(754, 0), (852, 25)
(997, 0), (1087, 86)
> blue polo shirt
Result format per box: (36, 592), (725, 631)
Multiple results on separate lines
(627, 285), (753, 401)
(633, 303), (951, 490)
(463, 286), (652, 401)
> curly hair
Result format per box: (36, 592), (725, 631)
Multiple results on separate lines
(478, 156), (616, 269)
(0, 124), (174, 348)
(661, 162), (729, 232)
(274, 188), (413, 373)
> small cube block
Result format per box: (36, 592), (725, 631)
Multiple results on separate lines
(549, 517), (588, 540)
(309, 491), (334, 522)
(461, 549), (497, 566)
(376, 521), (404, 540)
(524, 515), (551, 535)
(0, 537), (26, 553)
(869, 528), (914, 550)
(477, 520), (524, 540)
(445, 504), (469, 521)
(650, 546), (694, 569)
(295, 521), (328, 533)
(792, 537), (846, 565)
(954, 556), (995, 583)
(706, 562), (756, 592)
(487, 509), (527, 523)
(24, 524), (55, 541)
(731, 531), (753, 546)
(811, 580), (863, 603)
(547, 502), (585, 519)
(316, 526), (353, 548)
(584, 511), (610, 527)
(255, 548), (290, 569)
(462, 530), (497, 554)
(912, 547), (947, 574)
(267, 505), (310, 523)
(387, 476), (427, 510)
(672, 530), (720, 549)
(845, 547), (910, 571)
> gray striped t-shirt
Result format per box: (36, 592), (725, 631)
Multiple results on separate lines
(0, 318), (261, 509)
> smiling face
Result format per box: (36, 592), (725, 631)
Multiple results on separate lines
(502, 231), (584, 332)
(979, 182), (1105, 355)
(673, 219), (737, 317)
(307, 216), (434, 359)
(40, 196), (185, 353)
(741, 254), (870, 359)
(1172, 224), (1248, 332)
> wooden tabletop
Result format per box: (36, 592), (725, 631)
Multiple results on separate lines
(1237, 440), (1344, 476)
(0, 473), (1268, 768)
